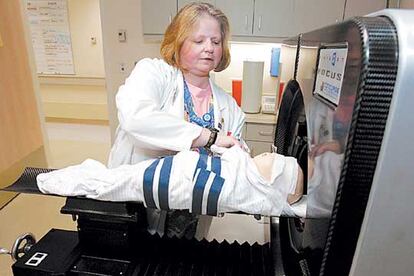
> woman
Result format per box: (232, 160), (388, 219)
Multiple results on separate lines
(108, 3), (246, 238)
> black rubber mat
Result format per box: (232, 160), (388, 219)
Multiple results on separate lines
(2, 167), (54, 194)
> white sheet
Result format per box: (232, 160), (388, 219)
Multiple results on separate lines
(37, 146), (299, 217)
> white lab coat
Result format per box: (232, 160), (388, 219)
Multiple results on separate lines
(108, 58), (246, 168)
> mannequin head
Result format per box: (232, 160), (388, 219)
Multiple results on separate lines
(253, 152), (304, 204)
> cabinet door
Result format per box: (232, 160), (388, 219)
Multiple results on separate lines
(245, 123), (275, 143)
(343, 0), (386, 19)
(253, 0), (295, 37)
(178, 0), (216, 10)
(400, 0), (414, 9)
(295, 0), (345, 33)
(142, 0), (177, 35)
(216, 0), (254, 36)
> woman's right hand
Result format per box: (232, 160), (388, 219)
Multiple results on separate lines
(192, 128), (242, 149)
(309, 141), (342, 159)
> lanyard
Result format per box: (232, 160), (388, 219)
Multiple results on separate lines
(183, 79), (215, 129)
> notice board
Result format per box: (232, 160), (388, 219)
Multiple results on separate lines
(26, 0), (75, 74)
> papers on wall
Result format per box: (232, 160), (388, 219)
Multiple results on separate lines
(26, 0), (75, 75)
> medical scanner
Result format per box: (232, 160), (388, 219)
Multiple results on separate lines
(1, 9), (414, 276)
(275, 9), (414, 276)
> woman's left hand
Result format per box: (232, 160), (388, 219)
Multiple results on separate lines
(215, 134), (242, 149)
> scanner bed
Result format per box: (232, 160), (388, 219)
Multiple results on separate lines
(4, 167), (279, 275)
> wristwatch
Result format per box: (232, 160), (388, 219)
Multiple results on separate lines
(205, 128), (219, 149)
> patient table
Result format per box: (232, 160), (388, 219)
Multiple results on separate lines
(1, 167), (282, 275)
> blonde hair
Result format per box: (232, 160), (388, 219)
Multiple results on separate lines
(160, 2), (231, 72)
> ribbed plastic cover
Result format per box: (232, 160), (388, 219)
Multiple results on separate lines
(71, 233), (273, 276)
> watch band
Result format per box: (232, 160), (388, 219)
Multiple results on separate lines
(205, 128), (219, 149)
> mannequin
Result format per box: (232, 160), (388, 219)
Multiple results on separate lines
(253, 152), (303, 205)
(37, 146), (304, 217)
(253, 152), (304, 204)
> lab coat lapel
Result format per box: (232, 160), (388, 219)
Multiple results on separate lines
(210, 79), (227, 131)
(168, 70), (185, 118)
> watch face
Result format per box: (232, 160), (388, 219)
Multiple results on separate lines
(205, 128), (218, 149)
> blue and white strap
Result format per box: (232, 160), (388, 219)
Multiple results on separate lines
(191, 155), (224, 216)
(143, 156), (174, 210)
(193, 154), (221, 177)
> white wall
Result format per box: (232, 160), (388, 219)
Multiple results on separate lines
(100, 0), (160, 140)
(67, 0), (105, 77)
(215, 42), (281, 95)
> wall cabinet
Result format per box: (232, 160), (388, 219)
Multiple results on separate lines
(178, 0), (216, 10)
(253, 0), (295, 37)
(399, 0), (414, 8)
(216, 0), (254, 36)
(141, 0), (387, 37)
(218, 0), (343, 38)
(295, 0), (345, 33)
(344, 0), (387, 19)
(142, 0), (217, 35)
(141, 0), (176, 35)
(217, 0), (295, 37)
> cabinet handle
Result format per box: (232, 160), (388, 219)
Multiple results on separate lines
(244, 15), (248, 30)
(258, 131), (273, 136)
(258, 15), (262, 31)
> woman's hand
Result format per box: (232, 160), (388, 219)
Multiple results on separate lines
(192, 128), (241, 149)
(215, 134), (241, 148)
(309, 141), (342, 159)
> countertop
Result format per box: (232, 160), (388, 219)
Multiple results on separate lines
(245, 112), (277, 125)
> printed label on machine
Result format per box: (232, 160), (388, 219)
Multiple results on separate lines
(313, 45), (348, 107)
